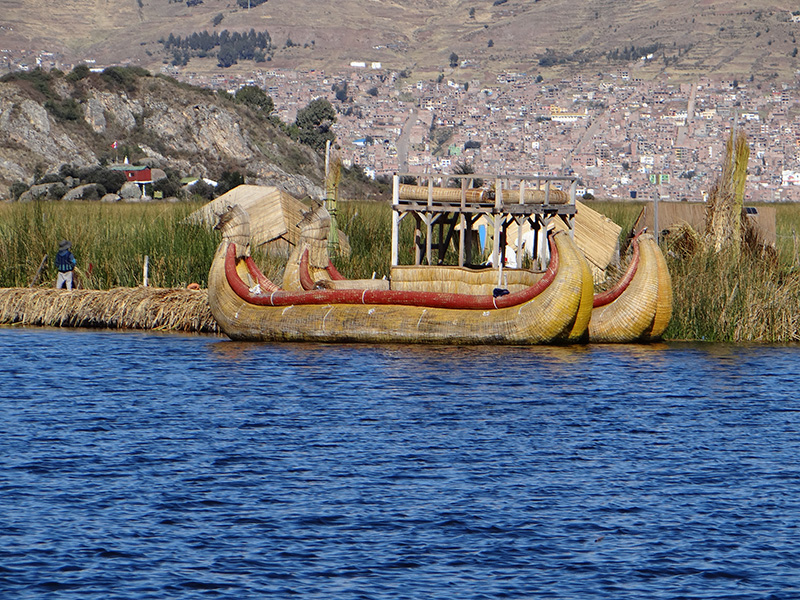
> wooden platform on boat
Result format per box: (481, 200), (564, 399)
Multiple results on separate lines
(391, 173), (579, 270)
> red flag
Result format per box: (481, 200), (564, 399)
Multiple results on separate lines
(111, 141), (118, 149)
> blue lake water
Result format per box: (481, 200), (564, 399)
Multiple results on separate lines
(1, 327), (799, 599)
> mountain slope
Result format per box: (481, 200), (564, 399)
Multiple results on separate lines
(0, 68), (326, 198)
(2, 1), (799, 79)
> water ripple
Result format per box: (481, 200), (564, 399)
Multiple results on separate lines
(1, 330), (799, 598)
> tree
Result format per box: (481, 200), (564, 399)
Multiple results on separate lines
(333, 81), (349, 102)
(67, 64), (91, 81)
(10, 181), (29, 201)
(449, 52), (459, 68)
(152, 169), (183, 199)
(216, 170), (245, 195)
(189, 179), (215, 200)
(80, 166), (127, 194)
(452, 161), (482, 188)
(293, 98), (336, 152)
(234, 85), (274, 115)
(217, 44), (238, 68)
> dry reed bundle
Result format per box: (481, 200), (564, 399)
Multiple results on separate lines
(390, 265), (542, 295)
(0, 287), (219, 333)
(283, 203), (335, 290)
(398, 184), (487, 203)
(515, 188), (569, 205)
(706, 129), (750, 252)
(588, 234), (672, 343)
(397, 184), (569, 205)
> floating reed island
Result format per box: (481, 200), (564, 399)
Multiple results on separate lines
(0, 286), (219, 334)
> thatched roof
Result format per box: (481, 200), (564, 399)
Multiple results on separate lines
(186, 185), (350, 255)
(553, 200), (621, 279)
(186, 185), (308, 247)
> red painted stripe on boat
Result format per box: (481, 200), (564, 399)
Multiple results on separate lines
(224, 235), (559, 310)
(326, 260), (346, 280)
(298, 249), (315, 290)
(244, 257), (280, 292)
(592, 235), (641, 308)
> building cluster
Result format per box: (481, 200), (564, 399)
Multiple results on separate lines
(181, 64), (800, 203)
(4, 43), (800, 202)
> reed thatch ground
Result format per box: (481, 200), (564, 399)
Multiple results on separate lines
(0, 287), (219, 334)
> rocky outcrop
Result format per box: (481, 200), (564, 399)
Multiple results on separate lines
(119, 181), (142, 200)
(0, 72), (325, 201)
(142, 98), (254, 161)
(18, 182), (63, 202)
(0, 90), (97, 187)
(62, 183), (103, 201)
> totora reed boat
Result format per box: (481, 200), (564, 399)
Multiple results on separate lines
(207, 202), (672, 344)
(208, 204), (595, 344)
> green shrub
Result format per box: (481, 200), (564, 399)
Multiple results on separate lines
(67, 64), (91, 82)
(215, 170), (245, 195)
(78, 166), (127, 194)
(101, 66), (150, 93)
(190, 179), (215, 200)
(48, 182), (67, 200)
(234, 85), (274, 115)
(44, 97), (81, 121)
(38, 173), (64, 184)
(9, 181), (29, 201)
(152, 169), (184, 199)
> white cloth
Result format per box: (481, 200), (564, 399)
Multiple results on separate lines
(504, 245), (518, 268)
(56, 271), (73, 290)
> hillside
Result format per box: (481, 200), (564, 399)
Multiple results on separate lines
(2, 1), (800, 81)
(0, 67), (328, 199)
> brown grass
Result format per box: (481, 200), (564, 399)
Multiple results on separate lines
(0, 286), (219, 333)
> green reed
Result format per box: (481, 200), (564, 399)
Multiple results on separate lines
(334, 201), (416, 279)
(5, 198), (800, 342)
(664, 243), (800, 342)
(0, 201), (219, 288)
(583, 200), (644, 247)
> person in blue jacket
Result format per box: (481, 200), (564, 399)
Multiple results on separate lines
(55, 239), (77, 290)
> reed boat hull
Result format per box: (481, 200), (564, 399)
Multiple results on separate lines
(208, 231), (594, 345)
(588, 233), (673, 343)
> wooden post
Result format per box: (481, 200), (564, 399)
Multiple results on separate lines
(30, 254), (48, 287)
(458, 213), (466, 267)
(426, 213), (433, 266)
(391, 174), (400, 267)
(414, 214), (422, 266)
(537, 218), (549, 271)
(492, 178), (502, 269)
(654, 185), (660, 245)
(143, 255), (149, 287)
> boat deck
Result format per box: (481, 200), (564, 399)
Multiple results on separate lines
(391, 173), (580, 270)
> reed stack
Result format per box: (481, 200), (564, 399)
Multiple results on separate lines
(0, 286), (218, 333)
(705, 128), (750, 254)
